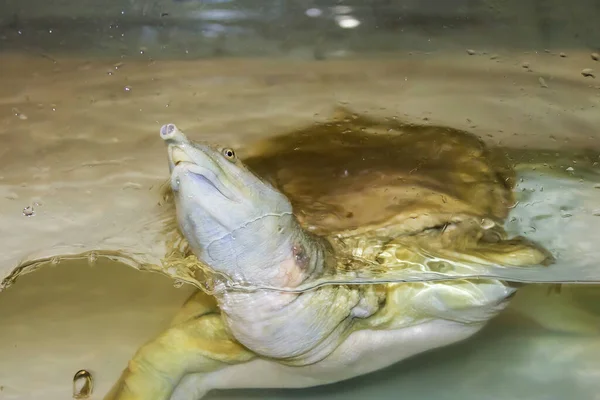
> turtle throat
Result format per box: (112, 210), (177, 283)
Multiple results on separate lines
(204, 213), (333, 289)
(210, 216), (357, 364)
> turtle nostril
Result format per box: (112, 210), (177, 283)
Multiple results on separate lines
(160, 123), (177, 138)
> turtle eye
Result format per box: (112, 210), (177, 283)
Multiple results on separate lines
(222, 148), (236, 162)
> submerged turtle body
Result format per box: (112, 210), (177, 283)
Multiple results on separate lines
(105, 111), (551, 400)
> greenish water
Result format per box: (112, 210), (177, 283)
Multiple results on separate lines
(1, 259), (599, 399)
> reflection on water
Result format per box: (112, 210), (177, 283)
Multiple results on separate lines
(1, 0), (600, 399)
(2, 0), (600, 58)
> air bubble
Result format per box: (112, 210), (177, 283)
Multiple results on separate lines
(87, 252), (98, 266)
(22, 206), (35, 217)
(73, 369), (93, 399)
(12, 108), (27, 120)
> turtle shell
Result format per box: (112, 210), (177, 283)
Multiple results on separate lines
(237, 108), (551, 290)
(244, 107), (515, 239)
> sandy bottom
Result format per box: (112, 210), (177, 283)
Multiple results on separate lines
(0, 51), (600, 399)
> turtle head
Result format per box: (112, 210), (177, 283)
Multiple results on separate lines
(160, 124), (326, 287)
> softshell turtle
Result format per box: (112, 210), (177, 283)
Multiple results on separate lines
(105, 111), (555, 400)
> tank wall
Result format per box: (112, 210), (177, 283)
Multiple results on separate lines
(1, 0), (598, 59)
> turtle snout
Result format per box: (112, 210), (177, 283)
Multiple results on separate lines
(160, 123), (188, 143)
(160, 123), (177, 139)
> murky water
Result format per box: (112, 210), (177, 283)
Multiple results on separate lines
(1, 260), (600, 399)
(2, 1), (600, 399)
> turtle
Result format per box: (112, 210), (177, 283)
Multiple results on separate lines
(104, 110), (558, 400)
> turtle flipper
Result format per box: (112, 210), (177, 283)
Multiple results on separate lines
(104, 291), (254, 400)
(375, 219), (552, 279)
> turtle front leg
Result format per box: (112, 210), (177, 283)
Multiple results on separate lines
(104, 294), (254, 400)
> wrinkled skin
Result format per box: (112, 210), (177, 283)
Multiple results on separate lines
(105, 118), (555, 400)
